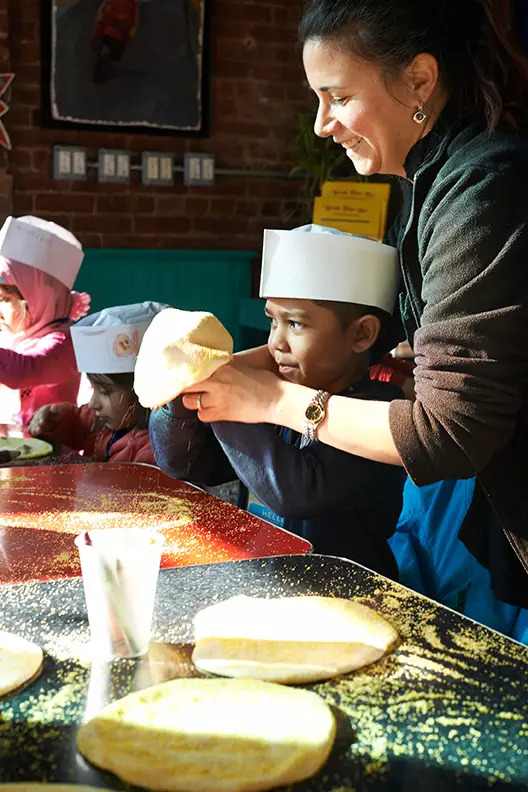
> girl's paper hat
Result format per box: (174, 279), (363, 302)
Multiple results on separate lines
(260, 224), (400, 314)
(71, 302), (170, 374)
(0, 215), (84, 289)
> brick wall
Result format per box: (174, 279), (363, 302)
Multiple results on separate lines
(0, 0), (12, 217)
(5, 0), (312, 250)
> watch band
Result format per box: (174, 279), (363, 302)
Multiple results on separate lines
(303, 389), (331, 442)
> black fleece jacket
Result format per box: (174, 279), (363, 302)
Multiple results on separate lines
(386, 108), (528, 606)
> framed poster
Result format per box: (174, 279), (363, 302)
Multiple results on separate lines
(42, 0), (208, 135)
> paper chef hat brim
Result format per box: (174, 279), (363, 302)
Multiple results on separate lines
(260, 226), (400, 314)
(71, 322), (151, 374)
(71, 301), (170, 374)
(0, 216), (84, 290)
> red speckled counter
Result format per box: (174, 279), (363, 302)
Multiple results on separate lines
(0, 463), (311, 584)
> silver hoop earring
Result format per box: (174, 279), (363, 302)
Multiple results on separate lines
(413, 106), (427, 124)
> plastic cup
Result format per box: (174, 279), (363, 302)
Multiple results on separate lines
(75, 528), (164, 660)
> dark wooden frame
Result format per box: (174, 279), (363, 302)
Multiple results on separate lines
(40, 0), (209, 137)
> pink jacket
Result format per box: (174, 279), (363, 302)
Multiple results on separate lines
(0, 330), (80, 430)
(0, 254), (90, 430)
(47, 402), (155, 464)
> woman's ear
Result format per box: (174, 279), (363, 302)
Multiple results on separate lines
(346, 314), (381, 354)
(404, 52), (440, 106)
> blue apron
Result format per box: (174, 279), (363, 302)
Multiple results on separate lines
(390, 477), (528, 645)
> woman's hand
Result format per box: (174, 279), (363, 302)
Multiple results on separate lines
(182, 363), (286, 424)
(28, 403), (64, 437)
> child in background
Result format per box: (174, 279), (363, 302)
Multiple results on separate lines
(0, 215), (90, 432)
(29, 302), (168, 464)
(150, 226), (406, 579)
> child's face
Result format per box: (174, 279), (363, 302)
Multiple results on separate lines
(0, 285), (28, 334)
(266, 298), (360, 392)
(88, 379), (138, 431)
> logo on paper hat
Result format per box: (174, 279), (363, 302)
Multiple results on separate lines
(0, 215), (84, 289)
(113, 333), (137, 358)
(71, 301), (170, 374)
(260, 224), (400, 314)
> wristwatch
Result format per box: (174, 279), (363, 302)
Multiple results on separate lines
(303, 389), (331, 442)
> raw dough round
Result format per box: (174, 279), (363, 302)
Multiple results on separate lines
(77, 677), (336, 792)
(192, 595), (399, 683)
(134, 309), (233, 408)
(0, 630), (43, 697)
(0, 787), (112, 792)
(0, 437), (53, 460)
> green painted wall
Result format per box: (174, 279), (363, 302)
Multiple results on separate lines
(76, 249), (256, 350)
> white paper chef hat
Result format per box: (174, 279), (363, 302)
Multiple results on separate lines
(0, 215), (84, 290)
(71, 301), (170, 374)
(260, 224), (400, 314)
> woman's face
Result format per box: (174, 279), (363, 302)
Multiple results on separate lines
(303, 39), (423, 177)
(0, 284), (28, 334)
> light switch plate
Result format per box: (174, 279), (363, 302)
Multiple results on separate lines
(53, 145), (87, 180)
(98, 149), (131, 183)
(183, 152), (215, 186)
(141, 152), (174, 185)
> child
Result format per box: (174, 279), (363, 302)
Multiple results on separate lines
(0, 215), (90, 432)
(29, 302), (168, 464)
(149, 226), (406, 579)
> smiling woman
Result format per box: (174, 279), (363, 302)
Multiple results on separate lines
(302, 39), (448, 177)
(176, 0), (528, 643)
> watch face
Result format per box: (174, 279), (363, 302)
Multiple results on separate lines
(305, 403), (324, 423)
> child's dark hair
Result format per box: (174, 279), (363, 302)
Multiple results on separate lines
(299, 0), (528, 131)
(88, 372), (135, 390)
(314, 299), (390, 335)
(87, 372), (148, 429)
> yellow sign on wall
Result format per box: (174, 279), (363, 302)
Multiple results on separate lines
(313, 181), (391, 242)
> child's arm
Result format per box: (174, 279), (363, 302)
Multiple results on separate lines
(149, 397), (235, 486)
(29, 402), (95, 452)
(0, 332), (74, 389)
(212, 420), (405, 520)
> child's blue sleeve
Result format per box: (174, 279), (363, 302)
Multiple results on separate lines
(212, 420), (405, 520)
(149, 400), (235, 486)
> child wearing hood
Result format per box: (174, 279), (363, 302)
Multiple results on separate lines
(0, 215), (90, 431)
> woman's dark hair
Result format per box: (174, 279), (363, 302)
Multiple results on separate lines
(300, 0), (528, 130)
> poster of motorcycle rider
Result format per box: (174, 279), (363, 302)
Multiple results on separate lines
(45, 0), (207, 133)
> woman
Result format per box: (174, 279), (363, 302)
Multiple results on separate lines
(180, 0), (528, 640)
(0, 215), (90, 432)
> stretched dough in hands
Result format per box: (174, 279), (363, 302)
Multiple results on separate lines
(77, 677), (336, 792)
(0, 629), (43, 697)
(192, 595), (399, 684)
(134, 309), (233, 408)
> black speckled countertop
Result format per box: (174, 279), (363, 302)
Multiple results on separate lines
(0, 554), (527, 791)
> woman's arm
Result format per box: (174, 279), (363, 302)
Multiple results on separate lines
(182, 364), (403, 466)
(233, 344), (277, 372)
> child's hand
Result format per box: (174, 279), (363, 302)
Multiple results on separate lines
(28, 404), (63, 437)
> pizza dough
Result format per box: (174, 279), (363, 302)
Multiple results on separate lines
(0, 437), (52, 460)
(0, 629), (43, 697)
(192, 595), (399, 684)
(134, 308), (233, 408)
(77, 677), (336, 792)
(0, 787), (112, 792)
